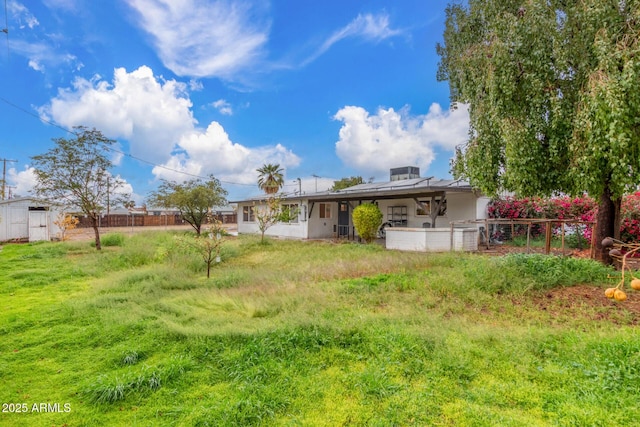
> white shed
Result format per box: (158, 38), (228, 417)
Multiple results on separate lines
(0, 197), (63, 243)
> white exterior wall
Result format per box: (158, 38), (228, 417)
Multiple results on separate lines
(307, 201), (339, 239)
(386, 228), (478, 252)
(236, 201), (310, 239)
(0, 199), (63, 242)
(376, 192), (483, 229)
(236, 193), (489, 241)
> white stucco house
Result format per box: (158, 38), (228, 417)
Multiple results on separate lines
(0, 197), (64, 242)
(233, 167), (490, 250)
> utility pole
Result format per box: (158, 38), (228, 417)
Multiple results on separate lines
(1, 158), (18, 200)
(312, 174), (320, 192)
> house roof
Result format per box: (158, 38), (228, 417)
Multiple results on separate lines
(232, 178), (477, 204)
(0, 196), (62, 207)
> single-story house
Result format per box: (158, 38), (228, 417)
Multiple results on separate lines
(0, 197), (64, 242)
(233, 167), (490, 250)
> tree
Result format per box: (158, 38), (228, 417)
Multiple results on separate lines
(437, 0), (640, 263)
(257, 163), (284, 194)
(254, 196), (282, 243)
(31, 127), (127, 250)
(54, 213), (79, 241)
(330, 176), (364, 191)
(175, 217), (225, 278)
(147, 175), (227, 236)
(352, 203), (383, 244)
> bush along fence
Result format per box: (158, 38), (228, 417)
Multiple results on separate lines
(462, 195), (640, 256)
(452, 218), (595, 255)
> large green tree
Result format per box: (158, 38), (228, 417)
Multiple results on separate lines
(437, 0), (640, 262)
(147, 176), (227, 236)
(31, 127), (127, 250)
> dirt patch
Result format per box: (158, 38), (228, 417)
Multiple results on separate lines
(532, 285), (640, 324)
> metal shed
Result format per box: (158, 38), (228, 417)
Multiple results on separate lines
(0, 197), (63, 242)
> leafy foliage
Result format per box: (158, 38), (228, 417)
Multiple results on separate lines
(53, 213), (79, 241)
(30, 126), (128, 250)
(257, 163), (284, 194)
(488, 193), (640, 242)
(330, 176), (364, 191)
(147, 175), (227, 236)
(352, 203), (383, 243)
(437, 1), (640, 262)
(174, 219), (225, 278)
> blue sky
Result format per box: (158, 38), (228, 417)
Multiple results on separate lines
(0, 0), (469, 203)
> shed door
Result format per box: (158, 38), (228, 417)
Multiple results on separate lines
(29, 210), (49, 242)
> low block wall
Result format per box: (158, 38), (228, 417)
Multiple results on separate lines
(385, 227), (478, 252)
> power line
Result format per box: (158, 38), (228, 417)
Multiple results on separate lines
(0, 96), (256, 187)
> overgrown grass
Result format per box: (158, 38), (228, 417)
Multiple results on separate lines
(0, 233), (638, 426)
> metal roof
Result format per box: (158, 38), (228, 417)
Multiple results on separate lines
(232, 178), (476, 203)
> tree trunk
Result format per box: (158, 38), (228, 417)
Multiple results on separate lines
(593, 186), (620, 264)
(90, 215), (102, 250)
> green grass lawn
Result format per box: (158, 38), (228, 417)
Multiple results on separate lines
(1, 232), (638, 426)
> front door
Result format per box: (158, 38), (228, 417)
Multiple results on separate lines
(338, 201), (349, 237)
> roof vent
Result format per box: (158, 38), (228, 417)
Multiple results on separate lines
(390, 166), (420, 181)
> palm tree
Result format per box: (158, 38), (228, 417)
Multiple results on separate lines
(257, 163), (284, 194)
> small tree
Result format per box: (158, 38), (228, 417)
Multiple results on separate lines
(176, 218), (225, 278)
(147, 175), (227, 236)
(31, 127), (127, 250)
(54, 213), (79, 241)
(352, 203), (383, 244)
(257, 163), (284, 194)
(255, 197), (283, 243)
(330, 176), (364, 191)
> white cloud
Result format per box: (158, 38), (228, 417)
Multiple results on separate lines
(11, 39), (80, 73)
(39, 66), (301, 188)
(39, 66), (196, 163)
(211, 99), (233, 115)
(302, 12), (403, 66)
(7, 166), (38, 197)
(9, 2), (40, 29)
(127, 0), (270, 79)
(333, 103), (470, 178)
(153, 122), (300, 185)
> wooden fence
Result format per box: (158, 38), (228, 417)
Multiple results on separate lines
(75, 213), (237, 228)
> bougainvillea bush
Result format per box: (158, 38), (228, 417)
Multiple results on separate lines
(488, 193), (640, 242)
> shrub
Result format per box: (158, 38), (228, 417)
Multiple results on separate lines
(352, 203), (383, 243)
(101, 233), (126, 247)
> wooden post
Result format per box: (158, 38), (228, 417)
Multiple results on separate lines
(526, 222), (531, 253)
(561, 221), (566, 256)
(544, 220), (552, 254)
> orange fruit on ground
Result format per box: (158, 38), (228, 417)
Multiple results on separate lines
(614, 289), (627, 301)
(605, 288), (616, 298)
(631, 278), (640, 291)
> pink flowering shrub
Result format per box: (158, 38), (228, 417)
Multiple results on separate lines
(489, 193), (640, 242)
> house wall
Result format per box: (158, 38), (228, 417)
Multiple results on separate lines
(307, 201), (339, 239)
(0, 199), (63, 242)
(386, 228), (478, 252)
(373, 192), (485, 229)
(236, 201), (310, 239)
(236, 193), (489, 241)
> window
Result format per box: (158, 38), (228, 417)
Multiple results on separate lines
(416, 199), (447, 217)
(319, 203), (332, 219)
(242, 205), (255, 222)
(280, 203), (299, 223)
